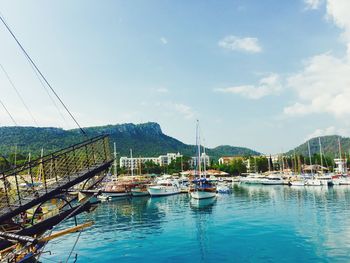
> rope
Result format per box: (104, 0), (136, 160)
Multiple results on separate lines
(36, 192), (97, 261)
(24, 52), (70, 129)
(65, 231), (81, 263)
(0, 63), (39, 126)
(0, 14), (86, 135)
(0, 99), (18, 125)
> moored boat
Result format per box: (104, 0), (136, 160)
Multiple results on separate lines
(261, 174), (284, 185)
(290, 180), (305, 186)
(131, 185), (149, 196)
(147, 179), (180, 196)
(190, 120), (217, 200)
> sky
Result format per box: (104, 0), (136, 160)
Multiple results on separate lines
(0, 0), (350, 154)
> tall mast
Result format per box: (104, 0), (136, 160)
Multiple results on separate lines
(196, 120), (202, 178)
(293, 150), (297, 174)
(254, 156), (257, 173)
(130, 149), (134, 177)
(202, 142), (207, 177)
(181, 155), (183, 173)
(318, 137), (323, 174)
(14, 144), (17, 167)
(113, 142), (117, 176)
(338, 137), (342, 159)
(308, 141), (313, 176)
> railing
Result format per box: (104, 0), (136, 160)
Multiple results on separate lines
(0, 135), (111, 218)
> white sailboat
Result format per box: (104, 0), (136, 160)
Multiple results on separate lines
(190, 121), (217, 200)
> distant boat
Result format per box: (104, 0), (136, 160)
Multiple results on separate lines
(147, 179), (180, 196)
(131, 185), (149, 196)
(261, 174), (284, 185)
(290, 180), (305, 186)
(240, 174), (265, 184)
(217, 182), (231, 193)
(306, 175), (333, 186)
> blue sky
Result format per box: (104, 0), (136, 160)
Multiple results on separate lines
(1, 0), (350, 154)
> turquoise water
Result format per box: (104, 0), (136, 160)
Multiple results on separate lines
(43, 185), (350, 262)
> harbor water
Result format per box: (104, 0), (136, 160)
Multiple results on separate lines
(43, 185), (350, 262)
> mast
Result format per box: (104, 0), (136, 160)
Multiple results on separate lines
(181, 155), (184, 173)
(338, 137), (342, 159)
(14, 144), (17, 167)
(254, 156), (257, 173)
(318, 137), (323, 174)
(130, 149), (134, 177)
(203, 144), (207, 178)
(308, 141), (313, 176)
(293, 150), (297, 174)
(196, 120), (202, 178)
(113, 142), (117, 176)
(37, 148), (44, 181)
(268, 155), (271, 173)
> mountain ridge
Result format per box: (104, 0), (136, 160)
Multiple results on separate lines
(286, 135), (349, 157)
(0, 122), (260, 160)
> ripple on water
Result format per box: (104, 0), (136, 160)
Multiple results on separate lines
(43, 186), (350, 263)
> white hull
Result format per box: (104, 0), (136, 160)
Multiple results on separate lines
(335, 178), (350, 185)
(131, 190), (149, 196)
(306, 179), (322, 186)
(190, 190), (217, 199)
(290, 181), (305, 186)
(261, 180), (284, 185)
(98, 192), (129, 200)
(147, 186), (180, 196)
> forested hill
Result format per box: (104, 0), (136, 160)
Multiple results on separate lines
(0, 122), (260, 160)
(286, 135), (350, 157)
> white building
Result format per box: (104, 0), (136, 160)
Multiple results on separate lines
(190, 153), (210, 168)
(120, 152), (182, 169)
(334, 158), (347, 174)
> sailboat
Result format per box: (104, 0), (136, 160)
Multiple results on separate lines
(190, 121), (217, 200)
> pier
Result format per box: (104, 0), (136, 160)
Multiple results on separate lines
(0, 135), (113, 223)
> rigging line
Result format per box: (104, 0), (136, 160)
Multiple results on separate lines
(0, 14), (86, 135)
(0, 63), (39, 126)
(25, 58), (70, 128)
(36, 192), (97, 261)
(0, 99), (18, 125)
(65, 231), (81, 263)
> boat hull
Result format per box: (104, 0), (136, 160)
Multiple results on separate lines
(131, 190), (149, 196)
(190, 189), (217, 199)
(147, 186), (180, 196)
(98, 191), (129, 200)
(261, 180), (284, 185)
(290, 181), (305, 186)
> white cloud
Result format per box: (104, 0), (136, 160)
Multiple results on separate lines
(173, 103), (195, 119)
(160, 37), (168, 45)
(304, 0), (323, 10)
(215, 73), (281, 99)
(326, 0), (350, 42)
(306, 126), (350, 140)
(154, 87), (169, 93)
(218, 35), (262, 53)
(284, 0), (350, 119)
(155, 101), (195, 120)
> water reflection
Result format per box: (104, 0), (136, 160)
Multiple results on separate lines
(189, 198), (217, 262)
(44, 186), (350, 262)
(82, 196), (167, 238)
(190, 197), (217, 213)
(231, 184), (350, 260)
